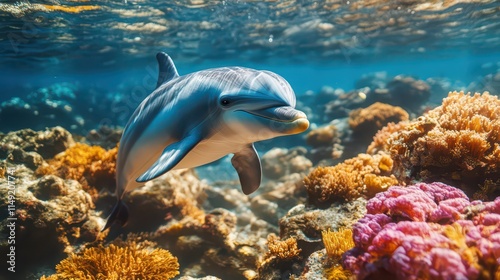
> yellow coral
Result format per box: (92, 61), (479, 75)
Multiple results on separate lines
(41, 241), (179, 280)
(325, 265), (353, 280)
(37, 143), (117, 196)
(322, 228), (355, 261)
(264, 234), (301, 261)
(304, 152), (399, 205)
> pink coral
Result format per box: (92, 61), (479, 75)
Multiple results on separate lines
(343, 182), (500, 280)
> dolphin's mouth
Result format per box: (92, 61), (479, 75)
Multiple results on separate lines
(243, 106), (309, 134)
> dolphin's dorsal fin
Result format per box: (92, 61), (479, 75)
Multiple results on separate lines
(156, 52), (179, 89)
(231, 144), (262, 195)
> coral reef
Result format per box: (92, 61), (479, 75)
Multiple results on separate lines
(348, 102), (409, 138)
(343, 182), (500, 280)
(36, 143), (118, 197)
(382, 91), (500, 198)
(304, 152), (399, 207)
(41, 239), (179, 280)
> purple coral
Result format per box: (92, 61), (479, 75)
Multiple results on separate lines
(343, 182), (500, 280)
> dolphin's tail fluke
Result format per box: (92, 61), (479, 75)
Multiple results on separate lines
(102, 200), (129, 232)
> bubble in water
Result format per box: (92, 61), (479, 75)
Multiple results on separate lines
(268, 34), (273, 43)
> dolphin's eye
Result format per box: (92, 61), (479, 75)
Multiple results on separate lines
(220, 98), (231, 107)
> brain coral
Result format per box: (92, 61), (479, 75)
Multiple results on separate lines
(343, 182), (500, 280)
(377, 91), (500, 198)
(304, 152), (399, 207)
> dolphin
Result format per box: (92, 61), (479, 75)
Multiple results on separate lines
(103, 52), (309, 230)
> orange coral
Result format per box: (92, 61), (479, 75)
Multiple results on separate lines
(349, 102), (409, 137)
(366, 121), (409, 154)
(263, 234), (301, 261)
(36, 143), (117, 196)
(383, 91), (500, 196)
(304, 152), (399, 206)
(41, 240), (179, 280)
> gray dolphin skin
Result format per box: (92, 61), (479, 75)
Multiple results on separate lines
(103, 52), (309, 230)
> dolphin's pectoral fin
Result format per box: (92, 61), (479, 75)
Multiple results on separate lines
(156, 52), (179, 89)
(102, 199), (129, 231)
(231, 144), (262, 195)
(136, 133), (201, 182)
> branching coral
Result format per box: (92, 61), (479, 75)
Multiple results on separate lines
(37, 143), (117, 196)
(349, 102), (409, 137)
(343, 182), (500, 280)
(304, 152), (399, 206)
(41, 240), (179, 280)
(382, 91), (500, 198)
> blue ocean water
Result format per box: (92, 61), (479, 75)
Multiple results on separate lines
(1, 0), (499, 183)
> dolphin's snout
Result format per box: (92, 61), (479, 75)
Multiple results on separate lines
(247, 106), (307, 122)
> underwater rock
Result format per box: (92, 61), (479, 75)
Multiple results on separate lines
(279, 199), (366, 245)
(256, 198), (366, 279)
(0, 171), (99, 275)
(354, 72), (389, 90)
(261, 147), (312, 180)
(379, 91), (500, 199)
(383, 75), (431, 112)
(324, 88), (370, 119)
(0, 126), (74, 159)
(324, 75), (430, 119)
(343, 182), (500, 280)
(250, 176), (307, 225)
